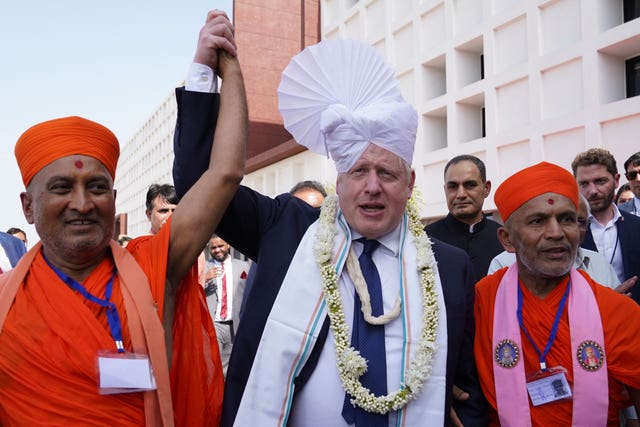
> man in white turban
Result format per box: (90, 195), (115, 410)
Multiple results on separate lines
(172, 39), (487, 426)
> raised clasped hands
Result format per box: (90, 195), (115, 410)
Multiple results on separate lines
(194, 9), (237, 71)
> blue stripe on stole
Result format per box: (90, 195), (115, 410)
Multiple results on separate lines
(396, 212), (410, 427)
(281, 216), (351, 426)
(281, 299), (327, 427)
(336, 213), (351, 268)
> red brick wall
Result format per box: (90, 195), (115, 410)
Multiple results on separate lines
(234, 0), (320, 165)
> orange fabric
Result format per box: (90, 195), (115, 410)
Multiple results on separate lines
(170, 263), (224, 426)
(0, 219), (223, 426)
(474, 269), (640, 426)
(494, 162), (579, 222)
(0, 250), (146, 426)
(15, 116), (119, 186)
(127, 225), (224, 427)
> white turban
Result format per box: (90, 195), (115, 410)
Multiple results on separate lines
(320, 102), (417, 173)
(278, 38), (417, 173)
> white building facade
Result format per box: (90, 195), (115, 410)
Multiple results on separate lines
(116, 0), (640, 232)
(253, 0), (640, 219)
(114, 91), (177, 237)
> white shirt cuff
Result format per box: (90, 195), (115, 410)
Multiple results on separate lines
(185, 63), (218, 93)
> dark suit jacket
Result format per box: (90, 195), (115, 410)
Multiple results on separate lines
(172, 88), (487, 426)
(425, 213), (503, 283)
(582, 210), (640, 303)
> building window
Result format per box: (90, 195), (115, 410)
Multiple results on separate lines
(624, 0), (640, 22)
(625, 55), (640, 98)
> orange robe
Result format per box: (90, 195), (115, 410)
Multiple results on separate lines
(474, 268), (640, 426)
(0, 221), (223, 426)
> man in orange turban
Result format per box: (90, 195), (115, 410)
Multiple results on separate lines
(0, 10), (244, 427)
(474, 161), (640, 426)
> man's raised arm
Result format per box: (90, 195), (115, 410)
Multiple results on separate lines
(173, 10), (235, 199)
(167, 49), (247, 287)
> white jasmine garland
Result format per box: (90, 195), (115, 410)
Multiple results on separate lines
(313, 195), (439, 414)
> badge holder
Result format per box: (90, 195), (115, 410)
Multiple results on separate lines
(96, 349), (157, 395)
(517, 279), (573, 407)
(526, 364), (572, 406)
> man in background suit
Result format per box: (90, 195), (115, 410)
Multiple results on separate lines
(425, 155), (503, 282)
(572, 148), (640, 304)
(204, 234), (249, 376)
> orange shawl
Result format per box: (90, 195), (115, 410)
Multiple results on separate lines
(0, 223), (222, 426)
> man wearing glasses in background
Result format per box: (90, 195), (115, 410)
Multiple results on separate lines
(619, 152), (640, 216)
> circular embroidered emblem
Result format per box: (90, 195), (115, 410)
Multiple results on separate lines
(577, 340), (604, 371)
(495, 339), (519, 368)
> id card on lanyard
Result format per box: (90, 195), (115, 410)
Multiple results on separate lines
(96, 350), (157, 395)
(46, 257), (157, 394)
(518, 280), (573, 406)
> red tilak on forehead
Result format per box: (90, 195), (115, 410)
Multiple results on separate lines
(75, 160), (84, 169)
(547, 198), (555, 205)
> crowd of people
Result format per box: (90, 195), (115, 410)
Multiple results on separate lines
(0, 8), (639, 427)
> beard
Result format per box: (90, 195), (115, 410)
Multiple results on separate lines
(589, 190), (615, 213)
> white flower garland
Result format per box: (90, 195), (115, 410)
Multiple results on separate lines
(313, 195), (439, 414)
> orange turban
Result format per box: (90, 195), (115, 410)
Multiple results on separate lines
(494, 161), (579, 222)
(15, 116), (120, 186)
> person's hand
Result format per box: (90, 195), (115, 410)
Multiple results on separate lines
(205, 266), (223, 281)
(193, 9), (237, 70)
(615, 275), (637, 297)
(450, 384), (469, 427)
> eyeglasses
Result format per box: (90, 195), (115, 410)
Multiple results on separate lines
(577, 218), (590, 229)
(626, 170), (640, 181)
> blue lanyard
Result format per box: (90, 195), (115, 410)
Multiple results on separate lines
(45, 257), (124, 353)
(517, 279), (571, 371)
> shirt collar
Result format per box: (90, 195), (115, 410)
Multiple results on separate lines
(351, 221), (402, 257)
(445, 212), (486, 234)
(588, 203), (622, 228)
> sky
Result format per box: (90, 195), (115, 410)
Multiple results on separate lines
(0, 0), (232, 246)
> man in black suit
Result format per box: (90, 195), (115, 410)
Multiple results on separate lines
(572, 148), (640, 304)
(173, 40), (486, 426)
(425, 155), (503, 282)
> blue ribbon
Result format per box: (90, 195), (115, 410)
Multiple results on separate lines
(44, 257), (124, 353)
(517, 279), (571, 371)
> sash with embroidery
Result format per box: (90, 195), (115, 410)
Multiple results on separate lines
(492, 265), (608, 426)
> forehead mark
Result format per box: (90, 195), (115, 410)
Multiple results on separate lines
(547, 198), (555, 205)
(74, 160), (84, 169)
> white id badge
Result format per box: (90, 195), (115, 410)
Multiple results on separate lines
(96, 351), (157, 395)
(526, 369), (572, 406)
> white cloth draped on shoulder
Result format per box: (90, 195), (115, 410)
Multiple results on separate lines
(235, 210), (448, 426)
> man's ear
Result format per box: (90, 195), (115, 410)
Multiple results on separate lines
(409, 169), (416, 192)
(145, 209), (151, 220)
(497, 226), (516, 253)
(20, 192), (34, 224)
(484, 180), (492, 198)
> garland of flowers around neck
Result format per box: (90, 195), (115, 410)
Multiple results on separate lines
(313, 194), (439, 414)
